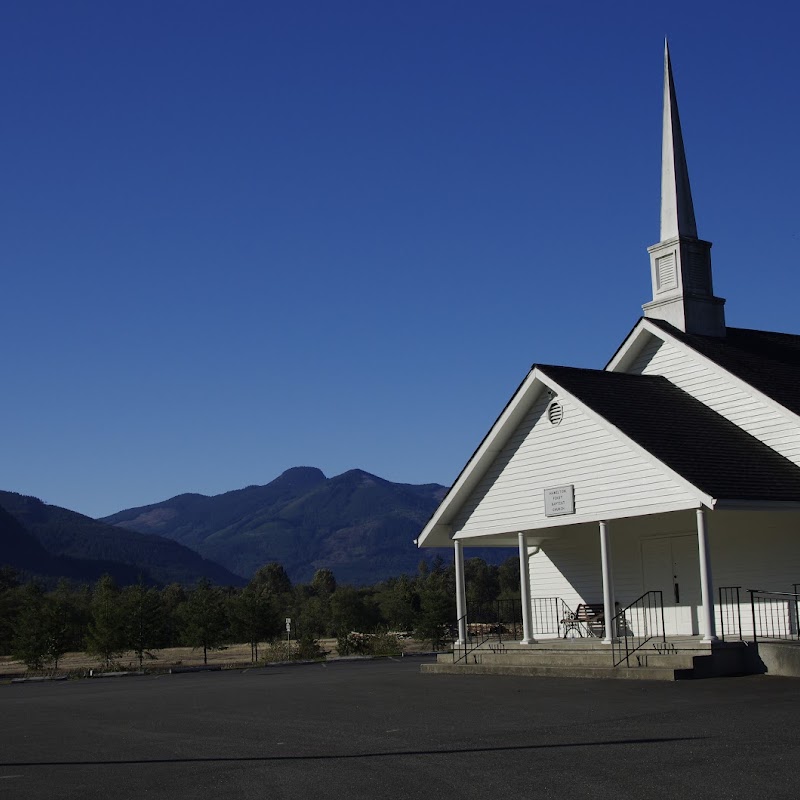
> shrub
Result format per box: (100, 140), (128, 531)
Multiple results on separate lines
(336, 630), (404, 657)
(367, 630), (404, 656)
(296, 633), (326, 660)
(262, 639), (294, 663)
(262, 635), (327, 664)
(336, 631), (370, 656)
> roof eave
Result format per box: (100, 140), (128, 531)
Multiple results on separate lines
(711, 499), (800, 511)
(416, 368), (548, 548)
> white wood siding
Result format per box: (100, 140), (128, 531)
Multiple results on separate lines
(452, 392), (696, 537)
(528, 542), (598, 640)
(708, 511), (800, 639)
(627, 336), (800, 466)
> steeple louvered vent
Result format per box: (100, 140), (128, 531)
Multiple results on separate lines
(656, 253), (677, 292)
(685, 248), (711, 295)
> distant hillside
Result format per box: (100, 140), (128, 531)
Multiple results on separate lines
(0, 491), (244, 587)
(0, 504), (145, 586)
(104, 467), (450, 583)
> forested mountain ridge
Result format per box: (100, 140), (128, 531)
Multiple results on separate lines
(0, 504), (143, 585)
(104, 467), (449, 583)
(0, 491), (244, 587)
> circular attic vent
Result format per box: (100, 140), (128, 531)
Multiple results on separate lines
(547, 400), (563, 426)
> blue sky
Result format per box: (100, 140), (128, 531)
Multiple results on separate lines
(2, 1), (799, 518)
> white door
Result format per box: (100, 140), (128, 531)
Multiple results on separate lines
(641, 535), (701, 636)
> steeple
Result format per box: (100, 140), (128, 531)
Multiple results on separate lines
(643, 40), (726, 337)
(660, 40), (697, 240)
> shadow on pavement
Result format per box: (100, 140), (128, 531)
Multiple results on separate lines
(2, 736), (706, 768)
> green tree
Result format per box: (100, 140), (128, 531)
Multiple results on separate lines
(68, 584), (93, 653)
(183, 579), (227, 665)
(160, 583), (188, 648)
(330, 586), (381, 635)
(0, 568), (21, 656)
(123, 581), (164, 668)
(11, 583), (49, 669)
(295, 594), (330, 638)
(250, 563), (292, 598)
(376, 575), (419, 631)
(229, 585), (280, 662)
(44, 580), (78, 670)
(498, 556), (521, 599)
(86, 575), (126, 669)
(311, 568), (337, 598)
(415, 568), (454, 649)
(465, 558), (500, 608)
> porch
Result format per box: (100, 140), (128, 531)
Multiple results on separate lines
(426, 585), (800, 680)
(449, 508), (800, 648)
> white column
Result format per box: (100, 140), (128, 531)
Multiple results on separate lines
(696, 508), (718, 642)
(600, 520), (617, 644)
(454, 539), (467, 646)
(518, 532), (535, 644)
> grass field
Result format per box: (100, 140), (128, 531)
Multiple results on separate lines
(0, 637), (436, 678)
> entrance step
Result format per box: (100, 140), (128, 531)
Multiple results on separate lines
(429, 639), (750, 680)
(421, 663), (680, 680)
(447, 650), (697, 670)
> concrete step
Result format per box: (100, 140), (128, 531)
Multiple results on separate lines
(453, 651), (697, 669)
(457, 637), (727, 653)
(421, 663), (681, 681)
(436, 640), (750, 679)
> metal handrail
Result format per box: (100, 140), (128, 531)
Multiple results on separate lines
(794, 585), (800, 638)
(533, 597), (574, 638)
(749, 588), (800, 643)
(452, 599), (522, 664)
(452, 618), (492, 665)
(610, 590), (665, 668)
(718, 586), (742, 641)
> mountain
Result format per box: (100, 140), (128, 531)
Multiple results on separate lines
(103, 467), (449, 583)
(0, 491), (244, 587)
(0, 504), (145, 586)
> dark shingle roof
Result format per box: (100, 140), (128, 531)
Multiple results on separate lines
(647, 319), (800, 417)
(538, 364), (800, 503)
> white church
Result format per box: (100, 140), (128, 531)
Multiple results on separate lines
(417, 45), (800, 677)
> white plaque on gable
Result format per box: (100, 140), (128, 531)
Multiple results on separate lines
(544, 485), (575, 517)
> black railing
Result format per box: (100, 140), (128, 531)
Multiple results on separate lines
(718, 586), (742, 641)
(749, 589), (800, 642)
(794, 585), (800, 636)
(532, 597), (578, 638)
(610, 590), (665, 667)
(452, 599), (522, 664)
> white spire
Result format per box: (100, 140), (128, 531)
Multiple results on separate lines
(643, 41), (726, 337)
(660, 39), (697, 240)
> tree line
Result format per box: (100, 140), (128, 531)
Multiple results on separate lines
(0, 556), (520, 670)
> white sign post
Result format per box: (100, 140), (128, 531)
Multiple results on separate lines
(285, 617), (291, 642)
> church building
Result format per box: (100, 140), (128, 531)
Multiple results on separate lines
(416, 44), (800, 668)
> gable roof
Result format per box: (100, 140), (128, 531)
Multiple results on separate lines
(645, 319), (800, 418)
(538, 365), (800, 503)
(417, 358), (800, 547)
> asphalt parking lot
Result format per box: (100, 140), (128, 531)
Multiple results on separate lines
(2, 656), (798, 799)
